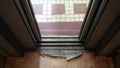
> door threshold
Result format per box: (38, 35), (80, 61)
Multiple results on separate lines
(41, 35), (79, 38)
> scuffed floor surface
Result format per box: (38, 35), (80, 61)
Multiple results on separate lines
(6, 51), (114, 68)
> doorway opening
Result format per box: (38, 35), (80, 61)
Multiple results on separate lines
(30, 0), (90, 37)
(28, 0), (91, 60)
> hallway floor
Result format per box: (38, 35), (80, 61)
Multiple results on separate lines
(30, 0), (89, 35)
(6, 51), (114, 68)
(38, 22), (82, 35)
(31, 0), (89, 22)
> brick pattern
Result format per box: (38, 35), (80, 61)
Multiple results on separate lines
(52, 4), (65, 15)
(30, 0), (89, 22)
(74, 4), (86, 14)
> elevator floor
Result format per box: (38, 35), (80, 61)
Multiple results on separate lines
(6, 51), (114, 68)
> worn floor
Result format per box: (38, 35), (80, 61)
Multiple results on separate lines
(6, 51), (114, 68)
